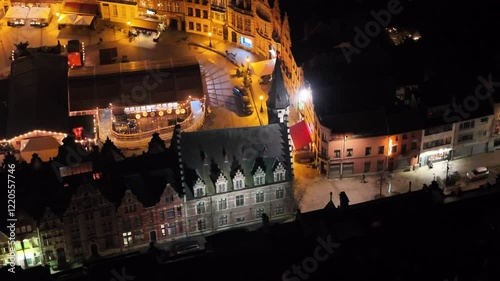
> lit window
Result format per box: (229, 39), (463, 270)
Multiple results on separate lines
(122, 231), (132, 245)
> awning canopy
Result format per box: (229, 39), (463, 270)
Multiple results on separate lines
(130, 18), (160, 31)
(68, 52), (82, 67)
(73, 15), (94, 26)
(58, 13), (77, 24)
(4, 6), (30, 19)
(290, 120), (312, 149)
(26, 7), (51, 20)
(250, 58), (275, 77)
(58, 13), (94, 26)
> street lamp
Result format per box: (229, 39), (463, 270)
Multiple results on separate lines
(246, 56), (250, 73)
(259, 95), (263, 113)
(127, 21), (131, 35)
(208, 32), (212, 48)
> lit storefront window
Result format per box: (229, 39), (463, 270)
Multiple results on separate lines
(240, 36), (252, 48)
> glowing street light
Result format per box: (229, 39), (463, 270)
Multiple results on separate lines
(208, 32), (212, 48)
(259, 95), (264, 113)
(246, 56), (250, 72)
(127, 20), (131, 35)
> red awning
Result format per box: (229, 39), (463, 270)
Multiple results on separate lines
(290, 120), (312, 149)
(68, 52), (82, 67)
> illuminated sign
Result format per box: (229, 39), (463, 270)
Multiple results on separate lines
(240, 36), (252, 48)
(146, 9), (156, 15)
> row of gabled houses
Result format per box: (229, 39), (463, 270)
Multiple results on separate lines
(0, 119), (295, 269)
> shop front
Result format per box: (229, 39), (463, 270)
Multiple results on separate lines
(419, 147), (452, 166)
(239, 35), (253, 49)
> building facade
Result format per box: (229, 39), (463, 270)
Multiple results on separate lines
(317, 109), (423, 178)
(488, 100), (500, 150)
(39, 208), (67, 269)
(62, 183), (121, 261)
(452, 115), (494, 159)
(0, 210), (43, 269)
(98, 0), (138, 24)
(177, 118), (295, 234)
(419, 123), (454, 165)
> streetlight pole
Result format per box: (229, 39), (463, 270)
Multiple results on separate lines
(246, 56), (250, 73)
(127, 21), (131, 36)
(260, 95), (263, 113)
(208, 32), (212, 48)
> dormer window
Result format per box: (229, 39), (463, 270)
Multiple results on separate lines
(215, 173), (228, 193)
(253, 166), (266, 186)
(193, 178), (206, 197)
(232, 170), (245, 190)
(273, 162), (286, 182)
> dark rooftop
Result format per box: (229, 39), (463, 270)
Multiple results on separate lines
(68, 58), (203, 112)
(7, 53), (69, 138)
(180, 123), (290, 198)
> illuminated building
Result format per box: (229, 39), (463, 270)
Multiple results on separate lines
(67, 56), (205, 148)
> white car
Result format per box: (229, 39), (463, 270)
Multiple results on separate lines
(466, 167), (489, 181)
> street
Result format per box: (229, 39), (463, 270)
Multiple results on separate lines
(294, 149), (500, 212)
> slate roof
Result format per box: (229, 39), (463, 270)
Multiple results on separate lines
(266, 58), (290, 110)
(179, 123), (291, 198)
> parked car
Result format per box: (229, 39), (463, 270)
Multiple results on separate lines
(170, 240), (201, 255)
(232, 85), (248, 98)
(466, 166), (489, 181)
(240, 96), (254, 115)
